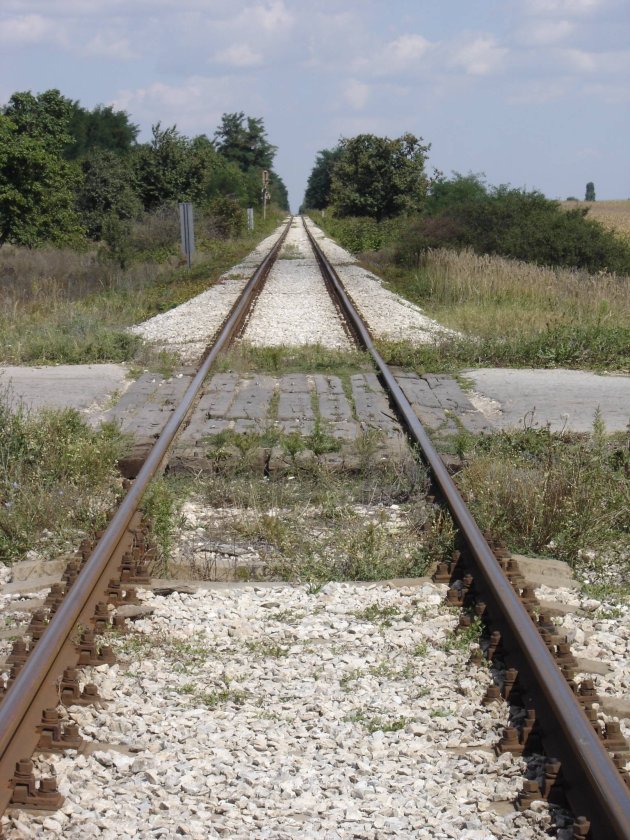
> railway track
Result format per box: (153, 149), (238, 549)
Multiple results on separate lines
(0, 215), (629, 838)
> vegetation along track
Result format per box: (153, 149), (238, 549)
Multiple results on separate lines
(0, 214), (629, 838)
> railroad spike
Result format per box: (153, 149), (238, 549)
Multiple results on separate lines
(603, 720), (628, 753)
(541, 757), (562, 802)
(6, 639), (29, 666)
(517, 779), (541, 811)
(502, 668), (518, 702)
(572, 816), (590, 839)
(481, 684), (501, 706)
(9, 759), (64, 810)
(37, 708), (83, 752)
(496, 726), (524, 755)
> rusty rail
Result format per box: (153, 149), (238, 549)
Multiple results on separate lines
(0, 216), (292, 815)
(303, 215), (630, 840)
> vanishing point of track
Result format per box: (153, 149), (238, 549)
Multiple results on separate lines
(0, 216), (629, 839)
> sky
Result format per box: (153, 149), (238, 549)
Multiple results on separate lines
(1, 0), (628, 211)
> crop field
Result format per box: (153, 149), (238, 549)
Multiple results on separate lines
(562, 199), (630, 242)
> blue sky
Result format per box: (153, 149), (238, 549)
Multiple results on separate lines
(1, 0), (628, 210)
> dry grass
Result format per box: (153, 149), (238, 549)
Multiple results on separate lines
(416, 247), (630, 336)
(0, 213), (284, 366)
(562, 200), (630, 242)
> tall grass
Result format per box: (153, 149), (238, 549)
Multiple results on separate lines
(0, 210), (284, 366)
(456, 423), (630, 573)
(369, 248), (630, 370)
(0, 391), (125, 563)
(410, 247), (630, 330)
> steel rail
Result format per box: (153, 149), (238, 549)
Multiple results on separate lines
(303, 216), (630, 840)
(0, 216), (292, 813)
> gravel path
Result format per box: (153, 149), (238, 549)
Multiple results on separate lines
(241, 220), (351, 348)
(3, 581), (568, 840)
(129, 223), (288, 363)
(304, 218), (457, 345)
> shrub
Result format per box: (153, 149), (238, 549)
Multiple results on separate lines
(391, 177), (630, 274)
(202, 195), (245, 239)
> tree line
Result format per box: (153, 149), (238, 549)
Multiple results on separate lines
(303, 135), (630, 275)
(0, 89), (288, 249)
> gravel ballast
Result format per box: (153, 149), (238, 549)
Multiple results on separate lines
(2, 581), (575, 840)
(242, 220), (351, 348)
(129, 224), (288, 363)
(304, 218), (457, 345)
(128, 216), (455, 361)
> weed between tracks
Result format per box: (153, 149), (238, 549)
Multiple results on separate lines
(158, 450), (456, 584)
(215, 344), (371, 377)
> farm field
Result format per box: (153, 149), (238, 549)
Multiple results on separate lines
(562, 199), (630, 242)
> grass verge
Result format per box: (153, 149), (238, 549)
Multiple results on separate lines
(0, 213), (283, 367)
(453, 419), (630, 581)
(0, 391), (126, 564)
(312, 213), (630, 371)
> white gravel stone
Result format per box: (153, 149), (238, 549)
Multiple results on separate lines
(3, 582), (562, 839)
(241, 220), (351, 348)
(304, 218), (457, 345)
(129, 223), (288, 363)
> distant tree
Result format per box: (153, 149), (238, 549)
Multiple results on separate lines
(132, 123), (195, 211)
(214, 112), (277, 172)
(65, 103), (139, 159)
(585, 182), (596, 201)
(75, 149), (140, 239)
(269, 171), (289, 211)
(330, 133), (430, 221)
(426, 172), (488, 214)
(303, 147), (342, 210)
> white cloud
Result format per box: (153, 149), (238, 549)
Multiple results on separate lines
(523, 0), (606, 15)
(449, 35), (508, 76)
(507, 78), (569, 104)
(214, 43), (263, 67)
(559, 47), (630, 74)
(81, 32), (134, 60)
(386, 34), (432, 64)
(234, 0), (293, 34)
(518, 18), (575, 44)
(343, 79), (370, 110)
(0, 13), (64, 44)
(111, 75), (255, 136)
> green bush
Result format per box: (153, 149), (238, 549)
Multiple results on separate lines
(203, 195), (245, 239)
(395, 177), (630, 274)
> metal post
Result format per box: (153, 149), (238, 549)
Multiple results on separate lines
(247, 207), (254, 231)
(262, 170), (270, 221)
(178, 202), (195, 269)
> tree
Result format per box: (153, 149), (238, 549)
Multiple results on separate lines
(132, 123), (194, 212)
(0, 91), (85, 246)
(0, 114), (84, 246)
(426, 172), (488, 214)
(65, 103), (138, 160)
(303, 147), (341, 210)
(75, 149), (140, 239)
(330, 133), (430, 221)
(3, 90), (75, 151)
(214, 112), (277, 172)
(585, 182), (596, 201)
